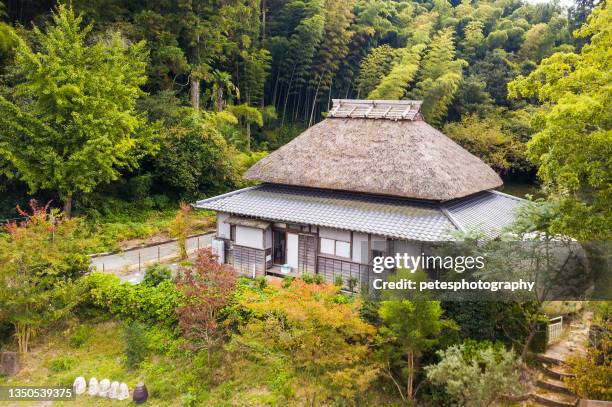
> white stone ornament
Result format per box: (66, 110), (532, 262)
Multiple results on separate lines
(117, 383), (129, 401)
(73, 377), (86, 395)
(98, 379), (110, 397)
(108, 381), (120, 399)
(88, 377), (99, 396)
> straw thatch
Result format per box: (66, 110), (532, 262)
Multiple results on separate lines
(246, 104), (502, 201)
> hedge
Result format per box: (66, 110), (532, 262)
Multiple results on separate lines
(81, 272), (183, 327)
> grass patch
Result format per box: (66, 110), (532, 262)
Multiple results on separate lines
(0, 321), (187, 406)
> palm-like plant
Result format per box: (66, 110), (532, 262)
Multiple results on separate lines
(210, 70), (240, 111)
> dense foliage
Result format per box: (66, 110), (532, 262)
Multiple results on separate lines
(425, 341), (523, 406)
(509, 3), (611, 240)
(0, 200), (90, 353)
(0, 0), (601, 217)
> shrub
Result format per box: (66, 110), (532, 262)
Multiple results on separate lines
(347, 277), (359, 292)
(69, 325), (93, 348)
(282, 276), (295, 288)
(228, 280), (379, 401)
(145, 326), (183, 356)
(425, 342), (523, 406)
(301, 273), (315, 284)
(83, 272), (182, 326)
(123, 321), (149, 369)
(254, 276), (267, 290)
(49, 356), (75, 372)
(313, 274), (324, 285)
(565, 332), (611, 400)
(529, 317), (549, 353)
(143, 263), (173, 287)
(334, 276), (343, 287)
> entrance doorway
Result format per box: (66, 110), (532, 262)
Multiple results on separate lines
(273, 230), (286, 265)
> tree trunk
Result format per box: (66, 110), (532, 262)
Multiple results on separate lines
(246, 122), (251, 152)
(63, 192), (73, 217)
(407, 351), (414, 401)
(521, 323), (537, 358)
(309, 74), (323, 127)
(16, 323), (31, 354)
(216, 87), (224, 112)
(281, 68), (295, 127)
(191, 76), (200, 110)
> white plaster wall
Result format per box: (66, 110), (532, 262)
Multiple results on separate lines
(391, 240), (422, 258)
(371, 235), (388, 252)
(286, 232), (299, 269)
(352, 232), (369, 264)
(217, 212), (231, 239)
(264, 227), (272, 249)
(235, 225), (264, 249)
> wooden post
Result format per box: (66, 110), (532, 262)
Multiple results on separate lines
(157, 246), (160, 262)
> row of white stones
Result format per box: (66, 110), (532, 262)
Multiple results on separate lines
(73, 377), (129, 400)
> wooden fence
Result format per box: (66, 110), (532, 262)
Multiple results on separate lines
(548, 316), (563, 343)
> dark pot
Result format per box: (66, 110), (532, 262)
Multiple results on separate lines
(133, 383), (148, 404)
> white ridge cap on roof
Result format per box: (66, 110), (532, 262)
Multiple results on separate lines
(328, 99), (422, 121)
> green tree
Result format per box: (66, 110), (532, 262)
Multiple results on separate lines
(410, 29), (467, 125)
(368, 44), (426, 100)
(226, 104), (264, 152)
(356, 44), (398, 97)
(443, 112), (527, 174)
(0, 5), (155, 216)
(509, 4), (611, 240)
(153, 111), (240, 200)
(378, 299), (451, 402)
(0, 201), (90, 353)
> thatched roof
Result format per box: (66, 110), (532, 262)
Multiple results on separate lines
(246, 100), (502, 201)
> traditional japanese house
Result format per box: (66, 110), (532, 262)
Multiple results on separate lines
(194, 99), (524, 285)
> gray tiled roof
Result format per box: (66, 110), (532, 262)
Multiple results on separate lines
(443, 190), (525, 238)
(194, 184), (525, 241)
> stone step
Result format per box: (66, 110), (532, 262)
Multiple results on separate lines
(532, 389), (578, 407)
(541, 362), (576, 381)
(535, 353), (566, 366)
(537, 376), (575, 396)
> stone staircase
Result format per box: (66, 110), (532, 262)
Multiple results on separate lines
(526, 355), (578, 407)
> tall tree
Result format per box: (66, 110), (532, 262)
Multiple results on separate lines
(411, 28), (466, 125)
(356, 44), (398, 97)
(0, 5), (155, 216)
(368, 44), (426, 100)
(378, 298), (451, 402)
(509, 3), (611, 240)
